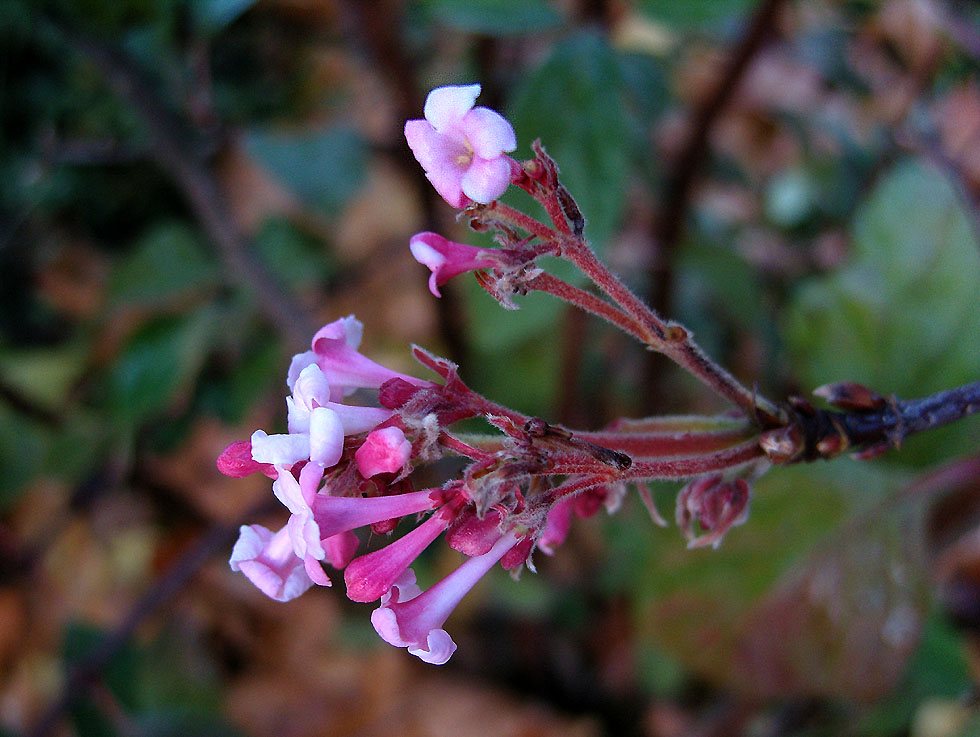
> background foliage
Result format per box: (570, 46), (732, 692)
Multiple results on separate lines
(1, 1), (979, 736)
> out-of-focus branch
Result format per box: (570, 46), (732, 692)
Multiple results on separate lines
(641, 0), (787, 412)
(40, 14), (318, 350)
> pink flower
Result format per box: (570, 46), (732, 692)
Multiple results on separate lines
(289, 316), (428, 402)
(310, 487), (441, 540)
(344, 511), (453, 603)
(410, 232), (499, 297)
(252, 362), (396, 468)
(676, 475), (751, 549)
(405, 84), (517, 208)
(370, 531), (520, 664)
(355, 427), (413, 477)
(229, 524), (314, 602)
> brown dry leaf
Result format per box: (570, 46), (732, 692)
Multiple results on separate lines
(935, 83), (980, 191)
(144, 416), (275, 523)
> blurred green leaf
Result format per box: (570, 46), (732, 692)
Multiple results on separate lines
(0, 341), (88, 410)
(784, 160), (980, 464)
(253, 217), (333, 292)
(423, 0), (562, 36)
(191, 0), (258, 34)
(608, 461), (911, 688)
(638, 0), (755, 30)
(106, 308), (219, 427)
(0, 403), (51, 509)
(508, 30), (633, 251)
(244, 126), (367, 214)
(109, 223), (219, 309)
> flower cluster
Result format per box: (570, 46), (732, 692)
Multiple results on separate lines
(222, 84), (764, 666)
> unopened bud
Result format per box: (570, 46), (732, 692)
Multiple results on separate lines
(813, 381), (886, 412)
(759, 425), (803, 463)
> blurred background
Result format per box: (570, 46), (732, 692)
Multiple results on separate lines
(2, 0), (980, 735)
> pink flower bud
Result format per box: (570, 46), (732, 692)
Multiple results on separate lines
(676, 475), (752, 549)
(355, 427), (413, 478)
(409, 231), (498, 297)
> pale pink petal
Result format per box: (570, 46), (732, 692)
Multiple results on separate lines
(250, 430), (309, 465)
(460, 156), (512, 204)
(311, 315), (363, 350)
(461, 107), (517, 158)
(286, 351), (317, 391)
(408, 629), (457, 665)
(230, 524), (313, 602)
(424, 84), (480, 132)
(355, 427), (412, 477)
(304, 555), (331, 586)
(325, 403), (393, 435)
(308, 406), (344, 466)
(292, 363), (331, 411)
(404, 120), (466, 176)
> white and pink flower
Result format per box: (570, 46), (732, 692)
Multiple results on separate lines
(370, 531), (520, 664)
(405, 84), (517, 208)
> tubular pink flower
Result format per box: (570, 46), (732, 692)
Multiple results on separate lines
(370, 531), (520, 664)
(405, 84), (517, 208)
(409, 231), (499, 297)
(309, 488), (441, 539)
(301, 316), (427, 400)
(344, 511), (453, 603)
(230, 523), (314, 602)
(355, 427), (413, 477)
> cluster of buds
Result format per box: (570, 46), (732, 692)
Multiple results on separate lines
(221, 84), (767, 664)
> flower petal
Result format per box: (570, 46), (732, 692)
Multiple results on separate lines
(308, 406), (344, 466)
(461, 156), (512, 204)
(461, 107), (516, 158)
(250, 430), (310, 466)
(424, 84), (480, 132)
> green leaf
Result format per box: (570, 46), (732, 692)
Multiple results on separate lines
(607, 461), (911, 688)
(638, 0), (755, 30)
(106, 309), (219, 427)
(244, 126), (367, 214)
(783, 160), (980, 464)
(109, 223), (219, 309)
(422, 0), (562, 36)
(0, 341), (89, 411)
(0, 402), (51, 509)
(252, 217), (333, 292)
(507, 30), (633, 250)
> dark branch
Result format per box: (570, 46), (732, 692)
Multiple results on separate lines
(761, 381), (980, 463)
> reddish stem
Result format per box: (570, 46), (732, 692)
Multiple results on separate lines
(528, 273), (647, 341)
